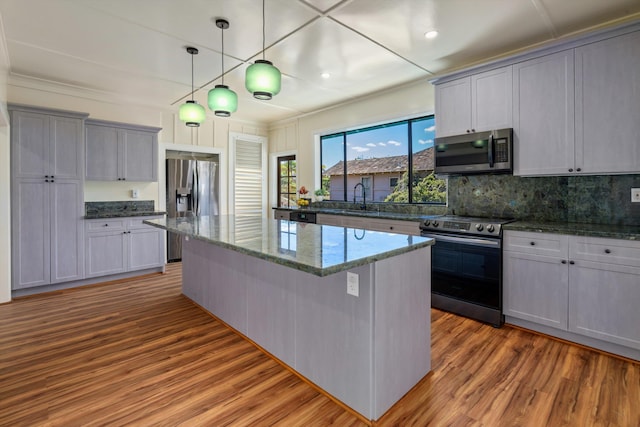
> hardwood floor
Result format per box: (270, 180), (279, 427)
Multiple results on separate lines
(0, 264), (638, 426)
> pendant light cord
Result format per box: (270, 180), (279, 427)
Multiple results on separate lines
(262, 0), (265, 60)
(191, 52), (195, 101)
(221, 25), (225, 84)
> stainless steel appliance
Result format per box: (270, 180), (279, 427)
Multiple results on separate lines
(289, 211), (317, 223)
(434, 128), (513, 175)
(166, 152), (219, 261)
(420, 216), (514, 327)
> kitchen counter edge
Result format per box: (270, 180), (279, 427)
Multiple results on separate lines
(504, 221), (640, 240)
(144, 217), (434, 277)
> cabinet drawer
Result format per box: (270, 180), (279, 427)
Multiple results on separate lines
(570, 236), (640, 268)
(366, 219), (420, 236)
(128, 216), (163, 230)
(504, 231), (568, 256)
(273, 210), (290, 220)
(86, 219), (125, 232)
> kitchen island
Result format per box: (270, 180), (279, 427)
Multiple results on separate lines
(145, 215), (434, 422)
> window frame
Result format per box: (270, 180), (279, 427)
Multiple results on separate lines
(276, 154), (297, 208)
(319, 114), (441, 204)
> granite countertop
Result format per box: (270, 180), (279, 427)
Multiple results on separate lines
(145, 215), (434, 276)
(84, 200), (165, 219)
(504, 221), (640, 240)
(84, 211), (166, 219)
(272, 206), (436, 222)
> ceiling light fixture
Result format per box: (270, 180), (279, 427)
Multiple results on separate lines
(208, 19), (238, 117)
(245, 0), (281, 100)
(321, 72), (331, 79)
(425, 30), (439, 39)
(179, 47), (206, 127)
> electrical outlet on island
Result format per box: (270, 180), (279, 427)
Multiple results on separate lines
(631, 188), (640, 203)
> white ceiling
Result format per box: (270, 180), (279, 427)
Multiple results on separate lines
(1, 0), (639, 124)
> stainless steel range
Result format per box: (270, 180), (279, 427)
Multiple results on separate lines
(420, 216), (514, 327)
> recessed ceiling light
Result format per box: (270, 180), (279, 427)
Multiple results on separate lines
(321, 72), (331, 79)
(425, 30), (438, 39)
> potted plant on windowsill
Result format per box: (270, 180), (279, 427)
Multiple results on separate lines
(314, 188), (329, 202)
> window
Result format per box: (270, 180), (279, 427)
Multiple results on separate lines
(277, 155), (296, 208)
(320, 115), (445, 204)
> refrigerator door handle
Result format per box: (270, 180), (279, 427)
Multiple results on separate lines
(192, 160), (200, 216)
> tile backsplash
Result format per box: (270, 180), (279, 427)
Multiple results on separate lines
(448, 174), (640, 226)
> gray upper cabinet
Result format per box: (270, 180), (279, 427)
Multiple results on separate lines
(513, 50), (575, 176)
(9, 105), (87, 290)
(434, 65), (512, 137)
(85, 119), (161, 182)
(575, 30), (640, 174)
(12, 110), (85, 180)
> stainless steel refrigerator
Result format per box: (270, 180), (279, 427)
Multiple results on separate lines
(166, 152), (219, 262)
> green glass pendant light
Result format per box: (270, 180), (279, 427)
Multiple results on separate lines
(245, 0), (281, 100)
(179, 47), (206, 127)
(208, 19), (238, 117)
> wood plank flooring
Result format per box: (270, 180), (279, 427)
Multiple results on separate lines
(0, 263), (638, 426)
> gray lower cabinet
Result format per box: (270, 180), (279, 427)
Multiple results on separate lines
(504, 230), (640, 355)
(85, 216), (164, 278)
(9, 105), (87, 290)
(85, 119), (161, 182)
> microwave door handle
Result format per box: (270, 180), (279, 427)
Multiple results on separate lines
(488, 133), (495, 167)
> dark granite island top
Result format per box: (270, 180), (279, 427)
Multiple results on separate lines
(144, 214), (433, 421)
(144, 215), (434, 276)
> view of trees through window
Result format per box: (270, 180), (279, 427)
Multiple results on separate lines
(320, 115), (445, 204)
(277, 155), (296, 208)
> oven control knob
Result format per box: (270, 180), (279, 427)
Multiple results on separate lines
(432, 221), (439, 227)
(476, 224), (484, 232)
(486, 224), (495, 233)
(423, 220), (431, 227)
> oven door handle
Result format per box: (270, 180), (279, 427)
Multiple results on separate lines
(421, 233), (501, 248)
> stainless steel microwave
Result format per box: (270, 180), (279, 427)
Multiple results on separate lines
(434, 128), (513, 175)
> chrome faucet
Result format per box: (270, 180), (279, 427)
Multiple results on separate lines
(353, 182), (366, 210)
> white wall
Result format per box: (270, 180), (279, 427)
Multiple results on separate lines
(0, 19), (11, 303)
(268, 79), (435, 200)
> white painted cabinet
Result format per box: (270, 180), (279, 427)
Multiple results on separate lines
(514, 29), (640, 176)
(513, 50), (575, 176)
(574, 30), (640, 174)
(85, 119), (161, 182)
(504, 230), (640, 354)
(568, 236), (640, 350)
(435, 66), (512, 137)
(85, 216), (164, 278)
(503, 232), (569, 330)
(9, 106), (87, 290)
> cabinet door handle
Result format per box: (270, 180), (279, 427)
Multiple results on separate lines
(45, 175), (50, 178)
(389, 226), (394, 230)
(604, 249), (611, 254)
(530, 241), (535, 246)
(568, 168), (574, 172)
(576, 168), (581, 172)
(104, 224), (109, 227)
(561, 260), (567, 264)
(569, 260), (575, 265)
